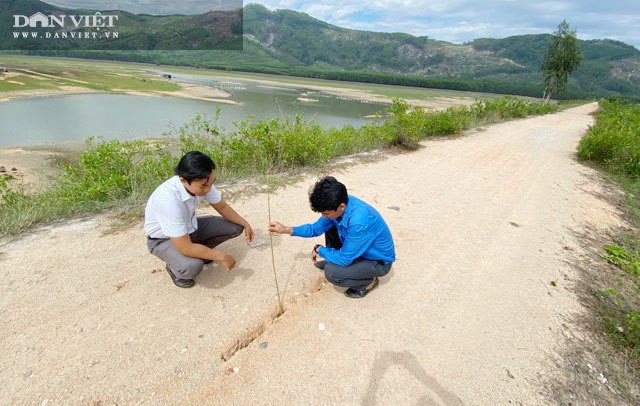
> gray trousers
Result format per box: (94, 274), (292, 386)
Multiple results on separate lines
(324, 259), (392, 291)
(323, 226), (392, 291)
(147, 215), (244, 279)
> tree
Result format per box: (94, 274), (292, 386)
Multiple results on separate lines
(541, 20), (583, 102)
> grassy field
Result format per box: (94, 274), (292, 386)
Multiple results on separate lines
(0, 56), (180, 94)
(0, 74), (57, 92)
(0, 55), (498, 101)
(145, 64), (499, 101)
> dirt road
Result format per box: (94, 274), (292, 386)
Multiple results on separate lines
(1, 103), (623, 405)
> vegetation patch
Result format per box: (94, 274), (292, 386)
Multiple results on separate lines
(0, 74), (57, 92)
(585, 227), (640, 401)
(555, 99), (640, 403)
(578, 100), (640, 177)
(0, 60), (180, 94)
(601, 244), (640, 277)
(0, 96), (557, 237)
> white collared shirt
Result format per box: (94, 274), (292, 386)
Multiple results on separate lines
(144, 175), (221, 238)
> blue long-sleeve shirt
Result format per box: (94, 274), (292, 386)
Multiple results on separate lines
(291, 195), (396, 267)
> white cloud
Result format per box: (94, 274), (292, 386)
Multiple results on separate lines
(45, 0), (640, 48)
(300, 3), (362, 20)
(251, 0), (640, 49)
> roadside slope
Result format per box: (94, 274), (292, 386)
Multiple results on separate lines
(1, 103), (623, 405)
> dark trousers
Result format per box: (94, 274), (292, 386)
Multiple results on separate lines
(147, 215), (244, 279)
(323, 226), (392, 291)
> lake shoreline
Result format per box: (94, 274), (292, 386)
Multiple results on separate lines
(0, 145), (79, 190)
(0, 80), (241, 105)
(0, 55), (487, 109)
(0, 56), (479, 186)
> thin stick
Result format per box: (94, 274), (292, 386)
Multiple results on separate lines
(268, 189), (284, 315)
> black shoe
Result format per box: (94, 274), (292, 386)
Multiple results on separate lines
(344, 277), (378, 298)
(166, 265), (195, 288)
(314, 260), (327, 270)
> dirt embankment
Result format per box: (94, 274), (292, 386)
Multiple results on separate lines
(3, 103), (632, 405)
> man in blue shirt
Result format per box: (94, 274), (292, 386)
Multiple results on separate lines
(268, 176), (395, 298)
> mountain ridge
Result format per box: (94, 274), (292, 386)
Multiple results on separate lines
(2, 1), (638, 98)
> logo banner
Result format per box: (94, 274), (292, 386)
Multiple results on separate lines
(2, 0), (243, 50)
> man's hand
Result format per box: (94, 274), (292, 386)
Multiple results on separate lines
(244, 223), (255, 242)
(268, 221), (292, 235)
(220, 253), (236, 272)
(170, 234), (236, 271)
(211, 200), (254, 243)
(311, 244), (322, 263)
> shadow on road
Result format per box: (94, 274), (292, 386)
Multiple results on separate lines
(361, 350), (463, 405)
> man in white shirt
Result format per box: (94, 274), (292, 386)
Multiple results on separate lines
(145, 151), (254, 288)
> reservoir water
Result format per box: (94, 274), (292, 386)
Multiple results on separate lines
(0, 73), (387, 148)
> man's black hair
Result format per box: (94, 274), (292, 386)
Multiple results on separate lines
(175, 151), (215, 183)
(309, 176), (348, 212)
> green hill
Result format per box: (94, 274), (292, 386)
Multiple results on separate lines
(3, 2), (639, 99)
(467, 35), (640, 96)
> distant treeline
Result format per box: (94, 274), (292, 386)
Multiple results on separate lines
(4, 3), (639, 100)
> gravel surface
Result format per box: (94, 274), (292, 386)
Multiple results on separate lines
(1, 103), (623, 405)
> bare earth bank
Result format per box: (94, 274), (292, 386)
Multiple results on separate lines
(1, 103), (627, 405)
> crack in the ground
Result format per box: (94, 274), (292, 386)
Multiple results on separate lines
(220, 276), (326, 362)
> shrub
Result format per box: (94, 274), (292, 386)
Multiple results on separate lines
(0, 96), (559, 236)
(57, 137), (173, 203)
(379, 98), (422, 147)
(578, 100), (640, 177)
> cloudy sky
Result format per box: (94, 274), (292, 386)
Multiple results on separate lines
(47, 0), (640, 49)
(253, 0), (640, 49)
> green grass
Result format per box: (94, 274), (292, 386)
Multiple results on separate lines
(357, 86), (497, 101)
(601, 244), (640, 277)
(0, 56), (488, 98)
(68, 71), (180, 92)
(0, 55), (509, 102)
(0, 75), (57, 91)
(593, 185), (640, 359)
(596, 243), (640, 357)
(163, 66), (496, 100)
(575, 100), (640, 399)
(578, 99), (640, 177)
(0, 58), (180, 93)
(0, 55), (491, 101)
(0, 96), (557, 237)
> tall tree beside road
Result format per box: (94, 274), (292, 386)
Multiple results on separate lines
(542, 20), (583, 102)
